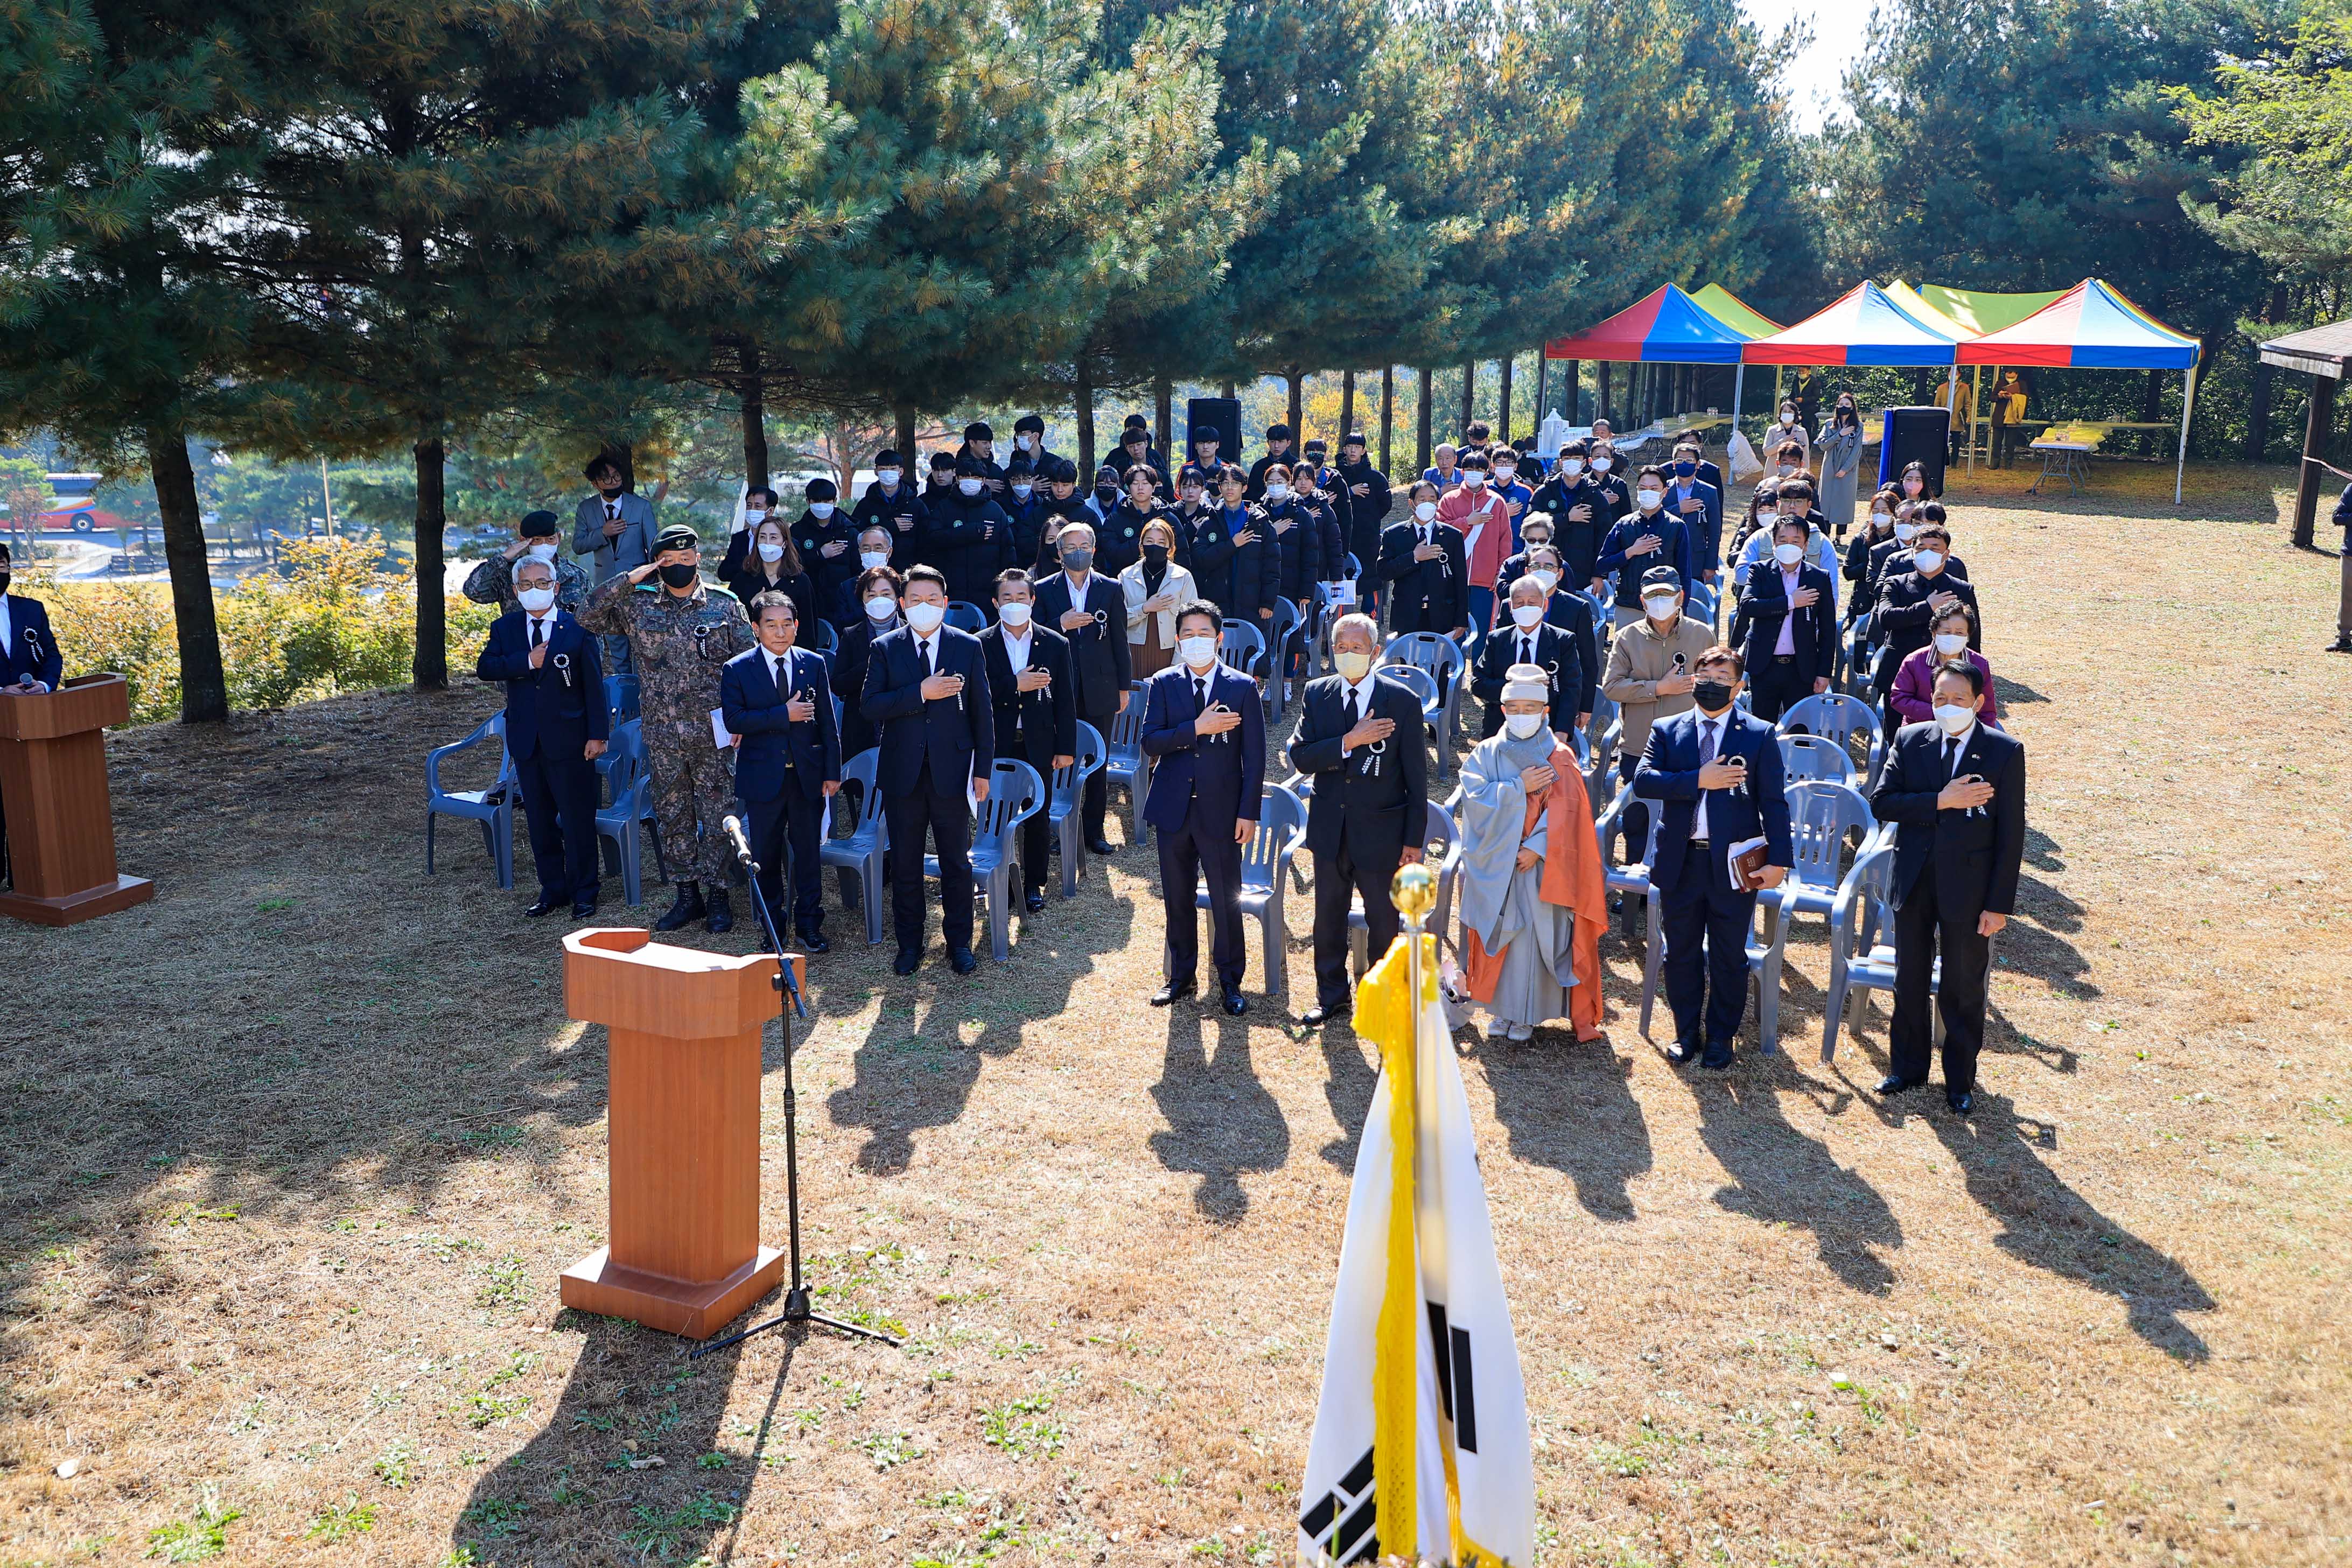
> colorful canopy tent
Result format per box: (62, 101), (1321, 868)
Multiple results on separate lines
(1884, 282), (1974, 343)
(1958, 278), (2203, 501)
(1742, 281), (1961, 365)
(1541, 283), (1754, 363)
(1689, 284), (1784, 341)
(1913, 284), (2067, 338)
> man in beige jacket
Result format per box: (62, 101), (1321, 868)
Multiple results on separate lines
(1602, 565), (1719, 876)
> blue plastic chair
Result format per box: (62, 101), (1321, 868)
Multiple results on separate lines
(1380, 632), (1467, 779)
(1104, 687), (1152, 849)
(1348, 802), (1464, 982)
(1594, 777), (1668, 1038)
(1161, 782), (1307, 1001)
(425, 712), (516, 889)
(1685, 579), (1719, 626)
(1380, 663), (1443, 776)
(945, 600), (989, 634)
(603, 674), (639, 725)
(591, 720), (662, 905)
(1268, 597), (1306, 718)
(1747, 780), (1874, 1052)
(808, 617), (839, 656)
(925, 757), (1044, 962)
(1779, 732), (1857, 787)
(1219, 618), (1269, 690)
(1048, 721), (1108, 898)
(1779, 692), (1887, 789)
(820, 748), (888, 946)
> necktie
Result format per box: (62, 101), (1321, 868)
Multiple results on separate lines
(606, 501), (618, 522)
(1345, 686), (1361, 730)
(1195, 676), (1209, 710)
(1699, 719), (1719, 770)
(769, 652), (782, 688)
(922, 638), (936, 677)
(529, 617), (544, 648)
(1945, 736), (1962, 779)
(1520, 634), (1533, 666)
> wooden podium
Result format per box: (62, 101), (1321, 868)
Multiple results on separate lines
(0, 674), (153, 926)
(558, 928), (794, 1339)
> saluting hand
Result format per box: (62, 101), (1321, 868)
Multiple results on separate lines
(1698, 755), (1746, 790)
(1059, 607), (1093, 633)
(1518, 763), (1556, 796)
(1938, 774), (1995, 812)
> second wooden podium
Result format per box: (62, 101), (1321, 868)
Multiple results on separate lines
(558, 929), (792, 1339)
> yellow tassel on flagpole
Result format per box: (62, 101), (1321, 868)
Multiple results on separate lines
(1356, 930), (1422, 1558)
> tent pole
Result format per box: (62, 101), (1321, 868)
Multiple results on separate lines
(2174, 365), (2196, 506)
(1730, 361), (1746, 453)
(1968, 366), (1981, 477)
(1944, 363), (1959, 481)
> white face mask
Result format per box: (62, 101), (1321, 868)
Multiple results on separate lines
(1893, 521), (1917, 542)
(1414, 501), (1438, 522)
(1494, 465), (1516, 481)
(865, 593), (897, 621)
(1017, 435), (1037, 451)
(1265, 482), (1290, 502)
(1870, 511), (1892, 529)
(1012, 482), (1033, 499)
(905, 600), (946, 633)
(859, 549), (888, 569)
(876, 468), (901, 486)
(808, 502), (835, 520)
(958, 478), (984, 496)
(1504, 711), (1546, 740)
(1562, 459), (1586, 476)
(1510, 601), (1546, 629)
(1776, 464), (1797, 477)
(1179, 635), (1217, 670)
(1463, 471), (1488, 489)
(1773, 541), (1804, 566)
(1642, 593), (1679, 622)
(516, 586), (556, 614)
(1913, 549), (1945, 573)
(1932, 632), (1968, 656)
(743, 509), (766, 526)
(1590, 457), (1613, 474)
(1933, 703), (1975, 736)
(758, 540), (785, 562)
(525, 542), (557, 562)
(1636, 488), (1662, 511)
(997, 600), (1032, 628)
(1334, 649), (1373, 682)
(1530, 569), (1560, 594)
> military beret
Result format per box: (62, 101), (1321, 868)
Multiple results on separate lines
(520, 509), (561, 536)
(655, 522), (698, 554)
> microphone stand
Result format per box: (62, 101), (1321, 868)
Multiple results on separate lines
(691, 818), (900, 1359)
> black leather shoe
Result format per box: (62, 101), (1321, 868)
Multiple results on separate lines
(1700, 1042), (1734, 1071)
(1151, 981), (1196, 1006)
(949, 946), (979, 975)
(525, 894), (564, 918)
(1666, 1043), (1698, 1065)
(797, 930), (830, 955)
(1299, 1002), (1349, 1028)
(1945, 1088), (1976, 1114)
(653, 882), (704, 932)
(892, 948), (921, 976)
(1024, 892), (1047, 913)
(571, 893), (599, 920)
(2330, 632), (2352, 653)
(1087, 838), (1118, 856)
(1877, 1074), (1922, 1095)
(1221, 984), (1249, 1017)
(704, 889), (733, 934)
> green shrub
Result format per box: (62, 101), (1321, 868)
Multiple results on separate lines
(24, 536), (495, 724)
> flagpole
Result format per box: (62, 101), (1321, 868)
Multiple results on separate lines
(1392, 863), (1438, 1039)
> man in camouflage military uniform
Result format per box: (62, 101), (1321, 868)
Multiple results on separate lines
(582, 522), (754, 933)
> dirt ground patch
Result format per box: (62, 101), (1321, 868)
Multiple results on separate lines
(2, 458), (2349, 1566)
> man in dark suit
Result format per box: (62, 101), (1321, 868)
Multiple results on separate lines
(981, 568), (1076, 912)
(1286, 613), (1428, 1026)
(0, 542), (65, 887)
(474, 558), (609, 917)
(1377, 483), (1468, 639)
(1031, 522), (1131, 854)
(722, 591), (842, 951)
(860, 565), (995, 975)
(1871, 521), (1981, 703)
(1141, 603), (1265, 1016)
(1664, 441), (1725, 584)
(1731, 515), (1839, 722)
(1633, 647), (1793, 1069)
(1868, 661), (2026, 1113)
(1471, 575), (1587, 743)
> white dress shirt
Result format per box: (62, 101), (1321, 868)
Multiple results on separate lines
(1338, 669), (1380, 752)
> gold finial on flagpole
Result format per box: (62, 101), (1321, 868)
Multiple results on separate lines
(1391, 862), (1437, 928)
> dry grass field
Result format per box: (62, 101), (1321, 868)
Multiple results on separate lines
(2, 457), (2349, 1567)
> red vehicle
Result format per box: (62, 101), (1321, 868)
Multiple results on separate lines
(38, 500), (135, 534)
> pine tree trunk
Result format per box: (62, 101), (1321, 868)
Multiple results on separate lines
(2142, 369), (2163, 424)
(1076, 359), (1097, 479)
(740, 343), (769, 491)
(1340, 369), (1356, 436)
(1459, 360), (1475, 433)
(1497, 354), (1514, 444)
(1564, 360), (1579, 423)
(414, 422), (448, 691)
(1379, 366), (1395, 474)
(145, 420), (227, 723)
(1533, 352), (1546, 425)
(1285, 369), (1303, 441)
(1221, 379), (1236, 400)
(1154, 375), (1173, 463)
(895, 403), (918, 471)
(2250, 359), (2273, 459)
(1598, 363), (1611, 424)
(1415, 367), (1433, 473)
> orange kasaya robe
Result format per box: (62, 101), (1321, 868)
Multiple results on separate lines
(1461, 745), (1611, 1040)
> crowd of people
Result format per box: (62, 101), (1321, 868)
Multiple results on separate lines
(468, 404), (2025, 1107)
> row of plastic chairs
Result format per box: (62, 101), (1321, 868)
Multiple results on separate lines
(425, 714), (664, 904)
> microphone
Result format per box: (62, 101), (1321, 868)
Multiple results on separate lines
(722, 814), (754, 868)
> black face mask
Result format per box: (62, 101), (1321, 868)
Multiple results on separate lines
(0, 572), (11, 594)
(1692, 680), (1734, 713)
(1143, 544), (1169, 568)
(658, 563), (698, 589)
(1095, 486), (1119, 505)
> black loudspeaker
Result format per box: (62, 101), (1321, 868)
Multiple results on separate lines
(1877, 405), (1950, 494)
(1184, 396), (1241, 468)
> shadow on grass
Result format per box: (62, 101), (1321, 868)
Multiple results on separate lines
(1476, 1038), (1653, 1222)
(1150, 1007), (1290, 1222)
(1315, 1028), (1378, 1175)
(1929, 1102), (2214, 1360)
(1691, 1058), (1903, 1295)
